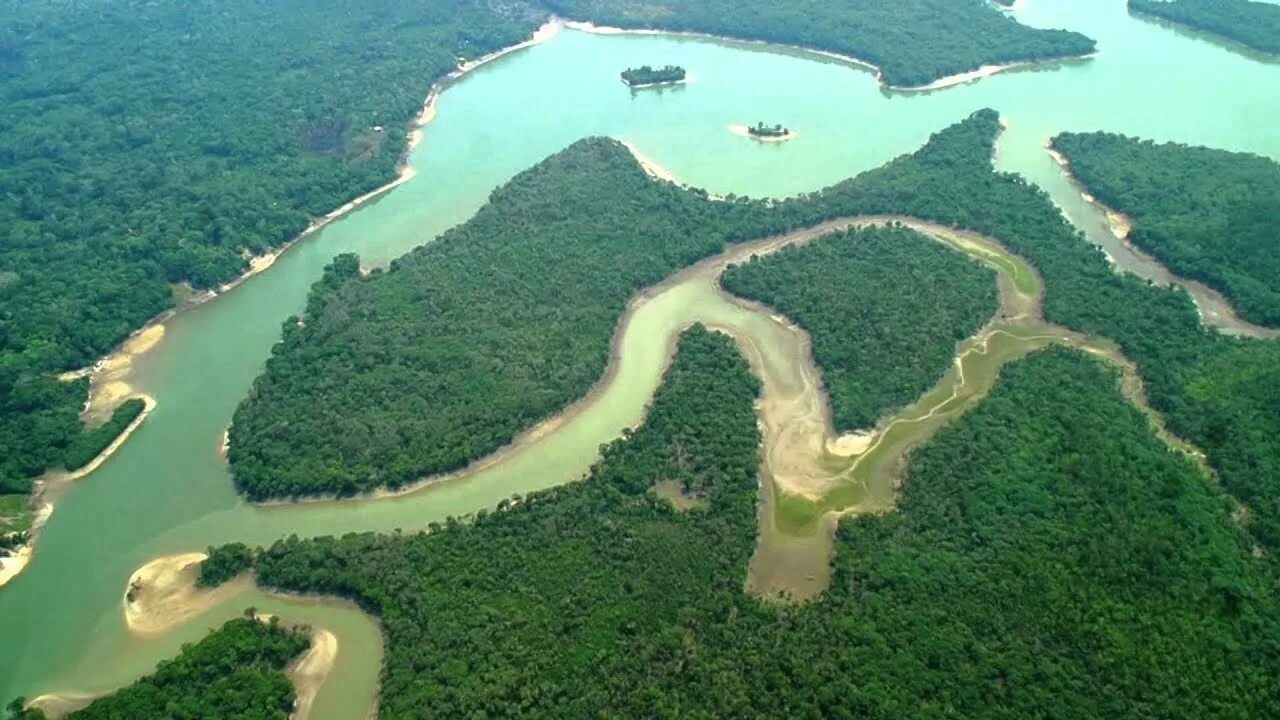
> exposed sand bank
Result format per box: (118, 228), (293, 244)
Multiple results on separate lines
(728, 123), (796, 143)
(0, 544), (33, 588)
(562, 19), (1096, 91)
(287, 627), (338, 720)
(26, 693), (98, 719)
(124, 552), (253, 636)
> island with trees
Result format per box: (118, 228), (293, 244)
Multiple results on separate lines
(1129, 0), (1280, 55)
(1052, 131), (1280, 328)
(737, 121), (793, 141)
(620, 64), (687, 87)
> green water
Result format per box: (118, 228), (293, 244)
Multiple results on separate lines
(2, 0), (1277, 713)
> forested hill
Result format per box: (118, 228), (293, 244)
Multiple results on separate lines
(543, 0), (1096, 87)
(0, 1), (539, 503)
(1130, 0), (1280, 55)
(219, 341), (1279, 717)
(1052, 132), (1280, 328)
(10, 617), (308, 720)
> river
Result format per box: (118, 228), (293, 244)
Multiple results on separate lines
(1, 0), (1277, 715)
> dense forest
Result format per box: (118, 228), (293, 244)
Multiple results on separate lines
(7, 617), (308, 720)
(197, 542), (255, 589)
(722, 225), (997, 429)
(229, 139), (753, 499)
(1130, 0), (1280, 54)
(211, 337), (1280, 717)
(1052, 131), (1280, 327)
(0, 0), (540, 521)
(546, 0), (1095, 87)
(0, 0), (1103, 530)
(233, 108), (1280, 540)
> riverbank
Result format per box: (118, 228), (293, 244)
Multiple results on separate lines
(562, 19), (1096, 92)
(0, 394), (156, 590)
(287, 626), (338, 720)
(1046, 142), (1280, 340)
(59, 18), (562, 465)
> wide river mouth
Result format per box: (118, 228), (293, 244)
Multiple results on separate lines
(2, 0), (1277, 716)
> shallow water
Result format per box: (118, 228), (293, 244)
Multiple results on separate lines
(1, 0), (1277, 713)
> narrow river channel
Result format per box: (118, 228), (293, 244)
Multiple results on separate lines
(2, 0), (1277, 715)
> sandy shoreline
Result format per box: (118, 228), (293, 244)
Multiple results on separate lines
(287, 627), (338, 720)
(123, 552), (254, 636)
(728, 123), (796, 143)
(562, 19), (1096, 91)
(0, 394), (156, 589)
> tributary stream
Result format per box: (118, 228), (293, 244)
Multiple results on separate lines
(2, 0), (1277, 716)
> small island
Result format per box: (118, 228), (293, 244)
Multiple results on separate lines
(620, 65), (688, 88)
(748, 122), (791, 138)
(729, 122), (796, 143)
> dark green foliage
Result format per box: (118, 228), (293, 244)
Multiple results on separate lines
(747, 122), (790, 137)
(0, 0), (540, 506)
(620, 65), (686, 85)
(230, 108), (1280, 520)
(229, 139), (747, 499)
(543, 0), (1095, 87)
(1130, 0), (1280, 54)
(722, 225), (998, 429)
(1052, 132), (1280, 327)
(248, 343), (1280, 717)
(62, 399), (146, 472)
(53, 618), (307, 720)
(198, 542), (255, 589)
(254, 326), (764, 717)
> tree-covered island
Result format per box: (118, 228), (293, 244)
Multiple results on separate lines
(747, 122), (791, 138)
(620, 65), (687, 87)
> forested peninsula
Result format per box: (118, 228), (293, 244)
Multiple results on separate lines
(548, 0), (1095, 87)
(0, 0), (539, 538)
(1130, 0), (1280, 54)
(208, 336), (1279, 717)
(722, 226), (997, 430)
(1052, 131), (1280, 328)
(10, 617), (308, 720)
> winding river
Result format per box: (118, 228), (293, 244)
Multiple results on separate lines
(2, 0), (1278, 716)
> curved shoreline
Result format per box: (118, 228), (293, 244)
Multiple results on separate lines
(123, 552), (253, 636)
(54, 18), (564, 456)
(561, 19), (1097, 91)
(1046, 143), (1279, 340)
(0, 394), (156, 590)
(287, 626), (338, 720)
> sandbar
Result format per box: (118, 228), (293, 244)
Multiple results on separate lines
(124, 552), (253, 636)
(287, 627), (338, 720)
